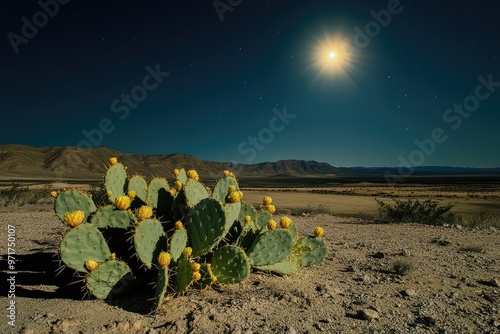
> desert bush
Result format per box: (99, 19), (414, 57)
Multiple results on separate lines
(0, 185), (28, 206)
(456, 212), (500, 229)
(392, 259), (413, 275)
(375, 198), (455, 225)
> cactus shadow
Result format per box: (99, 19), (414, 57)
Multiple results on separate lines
(0, 251), (86, 300)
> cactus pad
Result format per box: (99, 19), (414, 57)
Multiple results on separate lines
(173, 257), (194, 293)
(290, 236), (328, 267)
(184, 179), (209, 207)
(105, 163), (127, 202)
(85, 260), (132, 299)
(169, 227), (188, 262)
(90, 205), (136, 229)
(254, 261), (298, 275)
(210, 245), (250, 284)
(187, 198), (227, 257)
(154, 267), (169, 310)
(212, 176), (239, 203)
(59, 223), (111, 273)
(133, 219), (167, 269)
(128, 175), (148, 204)
(54, 189), (97, 223)
(247, 228), (293, 266)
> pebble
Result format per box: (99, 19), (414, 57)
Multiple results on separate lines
(357, 309), (380, 321)
(116, 321), (130, 331)
(285, 326), (297, 334)
(59, 318), (80, 332)
(131, 319), (142, 330)
(401, 289), (416, 297)
(491, 278), (500, 288)
(21, 329), (35, 334)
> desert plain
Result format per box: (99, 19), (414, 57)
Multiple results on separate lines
(0, 178), (499, 334)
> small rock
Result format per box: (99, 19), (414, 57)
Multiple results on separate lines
(243, 329), (254, 334)
(59, 319), (80, 332)
(116, 321), (130, 331)
(491, 319), (500, 328)
(491, 278), (500, 288)
(146, 329), (158, 334)
(455, 224), (462, 230)
(369, 305), (382, 313)
(131, 319), (142, 330)
(285, 326), (297, 334)
(401, 289), (416, 297)
(357, 309), (379, 321)
(21, 329), (35, 334)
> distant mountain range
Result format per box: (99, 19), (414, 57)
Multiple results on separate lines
(0, 144), (499, 182)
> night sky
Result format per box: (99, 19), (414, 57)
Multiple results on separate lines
(1, 0), (499, 167)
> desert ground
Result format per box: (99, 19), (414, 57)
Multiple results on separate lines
(0, 181), (499, 333)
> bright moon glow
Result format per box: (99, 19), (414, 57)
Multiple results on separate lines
(309, 34), (355, 80)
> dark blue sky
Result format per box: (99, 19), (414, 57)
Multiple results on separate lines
(1, 0), (499, 167)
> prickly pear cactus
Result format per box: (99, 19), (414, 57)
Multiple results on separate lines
(50, 159), (328, 309)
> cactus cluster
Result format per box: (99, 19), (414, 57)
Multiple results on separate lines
(52, 158), (328, 311)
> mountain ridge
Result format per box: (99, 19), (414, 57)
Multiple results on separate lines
(1, 144), (499, 181)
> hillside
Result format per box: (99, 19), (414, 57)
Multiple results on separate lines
(0, 145), (342, 181)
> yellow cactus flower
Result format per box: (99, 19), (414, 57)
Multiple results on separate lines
(192, 271), (202, 281)
(106, 190), (113, 197)
(186, 170), (199, 181)
(127, 191), (136, 199)
(136, 205), (153, 220)
(109, 157), (118, 165)
(175, 221), (183, 230)
(85, 260), (99, 272)
(263, 196), (272, 206)
(228, 185), (236, 193)
(64, 210), (85, 228)
(191, 263), (201, 272)
(265, 204), (276, 214)
(158, 251), (172, 269)
(169, 188), (177, 197)
(211, 275), (218, 283)
(174, 180), (183, 191)
(244, 215), (252, 224)
(314, 226), (324, 238)
(228, 191), (243, 203)
(115, 195), (131, 210)
(50, 191), (58, 198)
(183, 247), (193, 258)
(280, 216), (292, 229)
(173, 168), (180, 176)
(223, 170), (230, 177)
(267, 220), (277, 230)
(109, 253), (116, 261)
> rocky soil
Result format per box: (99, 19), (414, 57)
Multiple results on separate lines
(1, 209), (499, 334)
